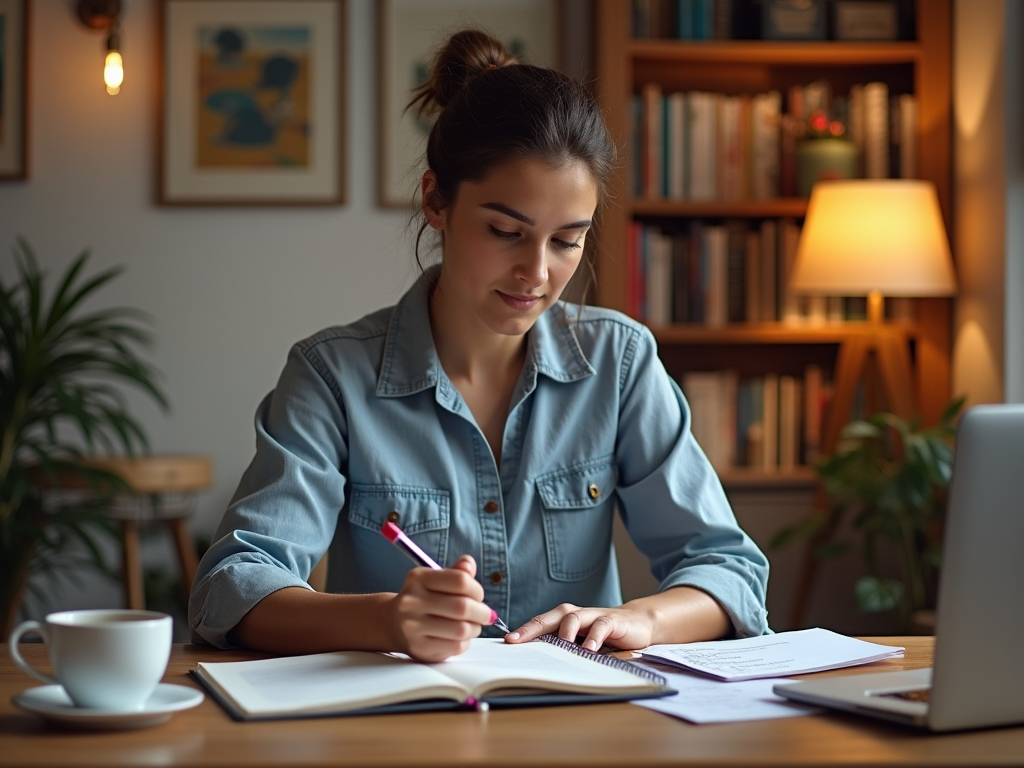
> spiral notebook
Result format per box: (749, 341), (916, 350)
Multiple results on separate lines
(193, 635), (673, 721)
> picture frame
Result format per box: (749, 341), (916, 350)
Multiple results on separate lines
(0, 0), (29, 181)
(159, 0), (346, 206)
(377, 0), (559, 209)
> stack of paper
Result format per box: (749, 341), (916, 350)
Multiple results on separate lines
(629, 628), (903, 724)
(640, 628), (904, 682)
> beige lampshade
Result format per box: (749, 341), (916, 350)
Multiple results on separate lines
(791, 180), (957, 296)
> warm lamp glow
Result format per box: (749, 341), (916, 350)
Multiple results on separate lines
(791, 180), (957, 298)
(104, 50), (123, 95)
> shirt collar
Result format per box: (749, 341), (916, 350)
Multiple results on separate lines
(376, 267), (595, 398)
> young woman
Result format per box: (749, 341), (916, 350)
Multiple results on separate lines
(189, 30), (769, 662)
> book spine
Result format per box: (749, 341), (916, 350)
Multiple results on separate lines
(704, 225), (728, 328)
(668, 92), (687, 198)
(629, 95), (643, 197)
(713, 0), (733, 39)
(759, 219), (777, 322)
(899, 93), (918, 179)
(642, 82), (664, 198)
(743, 228), (761, 323)
(888, 93), (901, 180)
(682, 371), (718, 464)
(848, 83), (865, 177)
(662, 94), (673, 197)
(720, 370), (739, 468)
(863, 81), (890, 179)
(739, 94), (753, 200)
(676, 0), (694, 39)
(689, 221), (705, 322)
(726, 220), (746, 323)
(628, 221), (643, 318)
(672, 230), (690, 322)
(803, 364), (823, 465)
(647, 229), (673, 327)
(778, 217), (801, 325)
(762, 373), (779, 471)
(780, 85), (804, 197)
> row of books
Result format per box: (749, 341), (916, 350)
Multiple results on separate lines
(630, 218), (799, 326)
(681, 366), (831, 472)
(630, 80), (918, 201)
(633, 0), (753, 40)
(629, 218), (915, 327)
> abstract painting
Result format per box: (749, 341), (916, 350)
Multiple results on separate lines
(161, 1), (345, 205)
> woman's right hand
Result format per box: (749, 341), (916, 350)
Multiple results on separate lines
(389, 554), (493, 662)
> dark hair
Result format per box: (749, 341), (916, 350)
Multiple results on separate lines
(406, 29), (617, 304)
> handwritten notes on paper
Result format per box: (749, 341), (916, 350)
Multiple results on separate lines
(640, 628), (904, 682)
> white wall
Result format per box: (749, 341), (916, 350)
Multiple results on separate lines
(1, 0), (416, 610)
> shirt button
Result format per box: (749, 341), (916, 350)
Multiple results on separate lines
(386, 510), (400, 524)
(588, 484), (600, 500)
(483, 500), (499, 513)
(490, 571), (503, 585)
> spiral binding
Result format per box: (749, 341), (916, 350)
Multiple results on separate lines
(537, 634), (669, 686)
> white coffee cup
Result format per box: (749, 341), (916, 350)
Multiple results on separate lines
(8, 609), (172, 710)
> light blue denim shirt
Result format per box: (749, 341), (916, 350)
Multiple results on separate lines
(189, 269), (770, 648)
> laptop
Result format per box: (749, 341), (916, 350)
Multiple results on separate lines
(774, 404), (1024, 731)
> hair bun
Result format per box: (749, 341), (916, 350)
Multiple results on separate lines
(407, 29), (516, 118)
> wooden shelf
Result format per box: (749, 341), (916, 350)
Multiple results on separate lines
(628, 40), (923, 66)
(649, 322), (916, 345)
(631, 198), (809, 218)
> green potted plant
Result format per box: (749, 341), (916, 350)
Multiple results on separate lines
(773, 398), (964, 632)
(0, 239), (168, 636)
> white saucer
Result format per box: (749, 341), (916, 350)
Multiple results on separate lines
(12, 683), (204, 730)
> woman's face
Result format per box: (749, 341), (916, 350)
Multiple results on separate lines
(424, 157), (599, 339)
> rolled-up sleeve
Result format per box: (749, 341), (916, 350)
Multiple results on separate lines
(614, 327), (770, 638)
(188, 345), (349, 648)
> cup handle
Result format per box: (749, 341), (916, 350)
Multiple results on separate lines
(8, 621), (60, 686)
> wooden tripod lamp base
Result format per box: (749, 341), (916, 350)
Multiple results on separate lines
(821, 309), (916, 453)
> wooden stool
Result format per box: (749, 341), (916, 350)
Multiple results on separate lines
(84, 456), (213, 610)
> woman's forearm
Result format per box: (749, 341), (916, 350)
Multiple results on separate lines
(232, 587), (400, 654)
(624, 585), (732, 645)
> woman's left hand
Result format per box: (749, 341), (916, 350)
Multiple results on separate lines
(503, 603), (655, 652)
(502, 587), (733, 651)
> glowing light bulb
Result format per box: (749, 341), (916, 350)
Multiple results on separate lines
(104, 49), (123, 95)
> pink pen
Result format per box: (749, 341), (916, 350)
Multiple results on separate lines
(381, 521), (511, 635)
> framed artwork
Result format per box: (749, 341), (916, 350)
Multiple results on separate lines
(378, 0), (558, 208)
(159, 0), (346, 206)
(0, 0), (28, 181)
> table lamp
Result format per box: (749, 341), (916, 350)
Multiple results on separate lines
(790, 179), (957, 450)
(787, 180), (958, 632)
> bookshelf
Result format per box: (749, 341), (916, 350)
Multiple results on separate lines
(593, 0), (953, 489)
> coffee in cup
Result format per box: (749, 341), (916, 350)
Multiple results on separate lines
(8, 609), (172, 710)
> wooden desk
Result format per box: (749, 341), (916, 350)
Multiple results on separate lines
(3, 639), (1023, 767)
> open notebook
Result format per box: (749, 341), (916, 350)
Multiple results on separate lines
(193, 635), (672, 720)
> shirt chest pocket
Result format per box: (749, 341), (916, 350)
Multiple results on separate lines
(348, 484), (452, 567)
(536, 458), (618, 582)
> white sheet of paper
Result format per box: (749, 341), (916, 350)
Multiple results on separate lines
(631, 664), (820, 724)
(641, 628), (904, 682)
